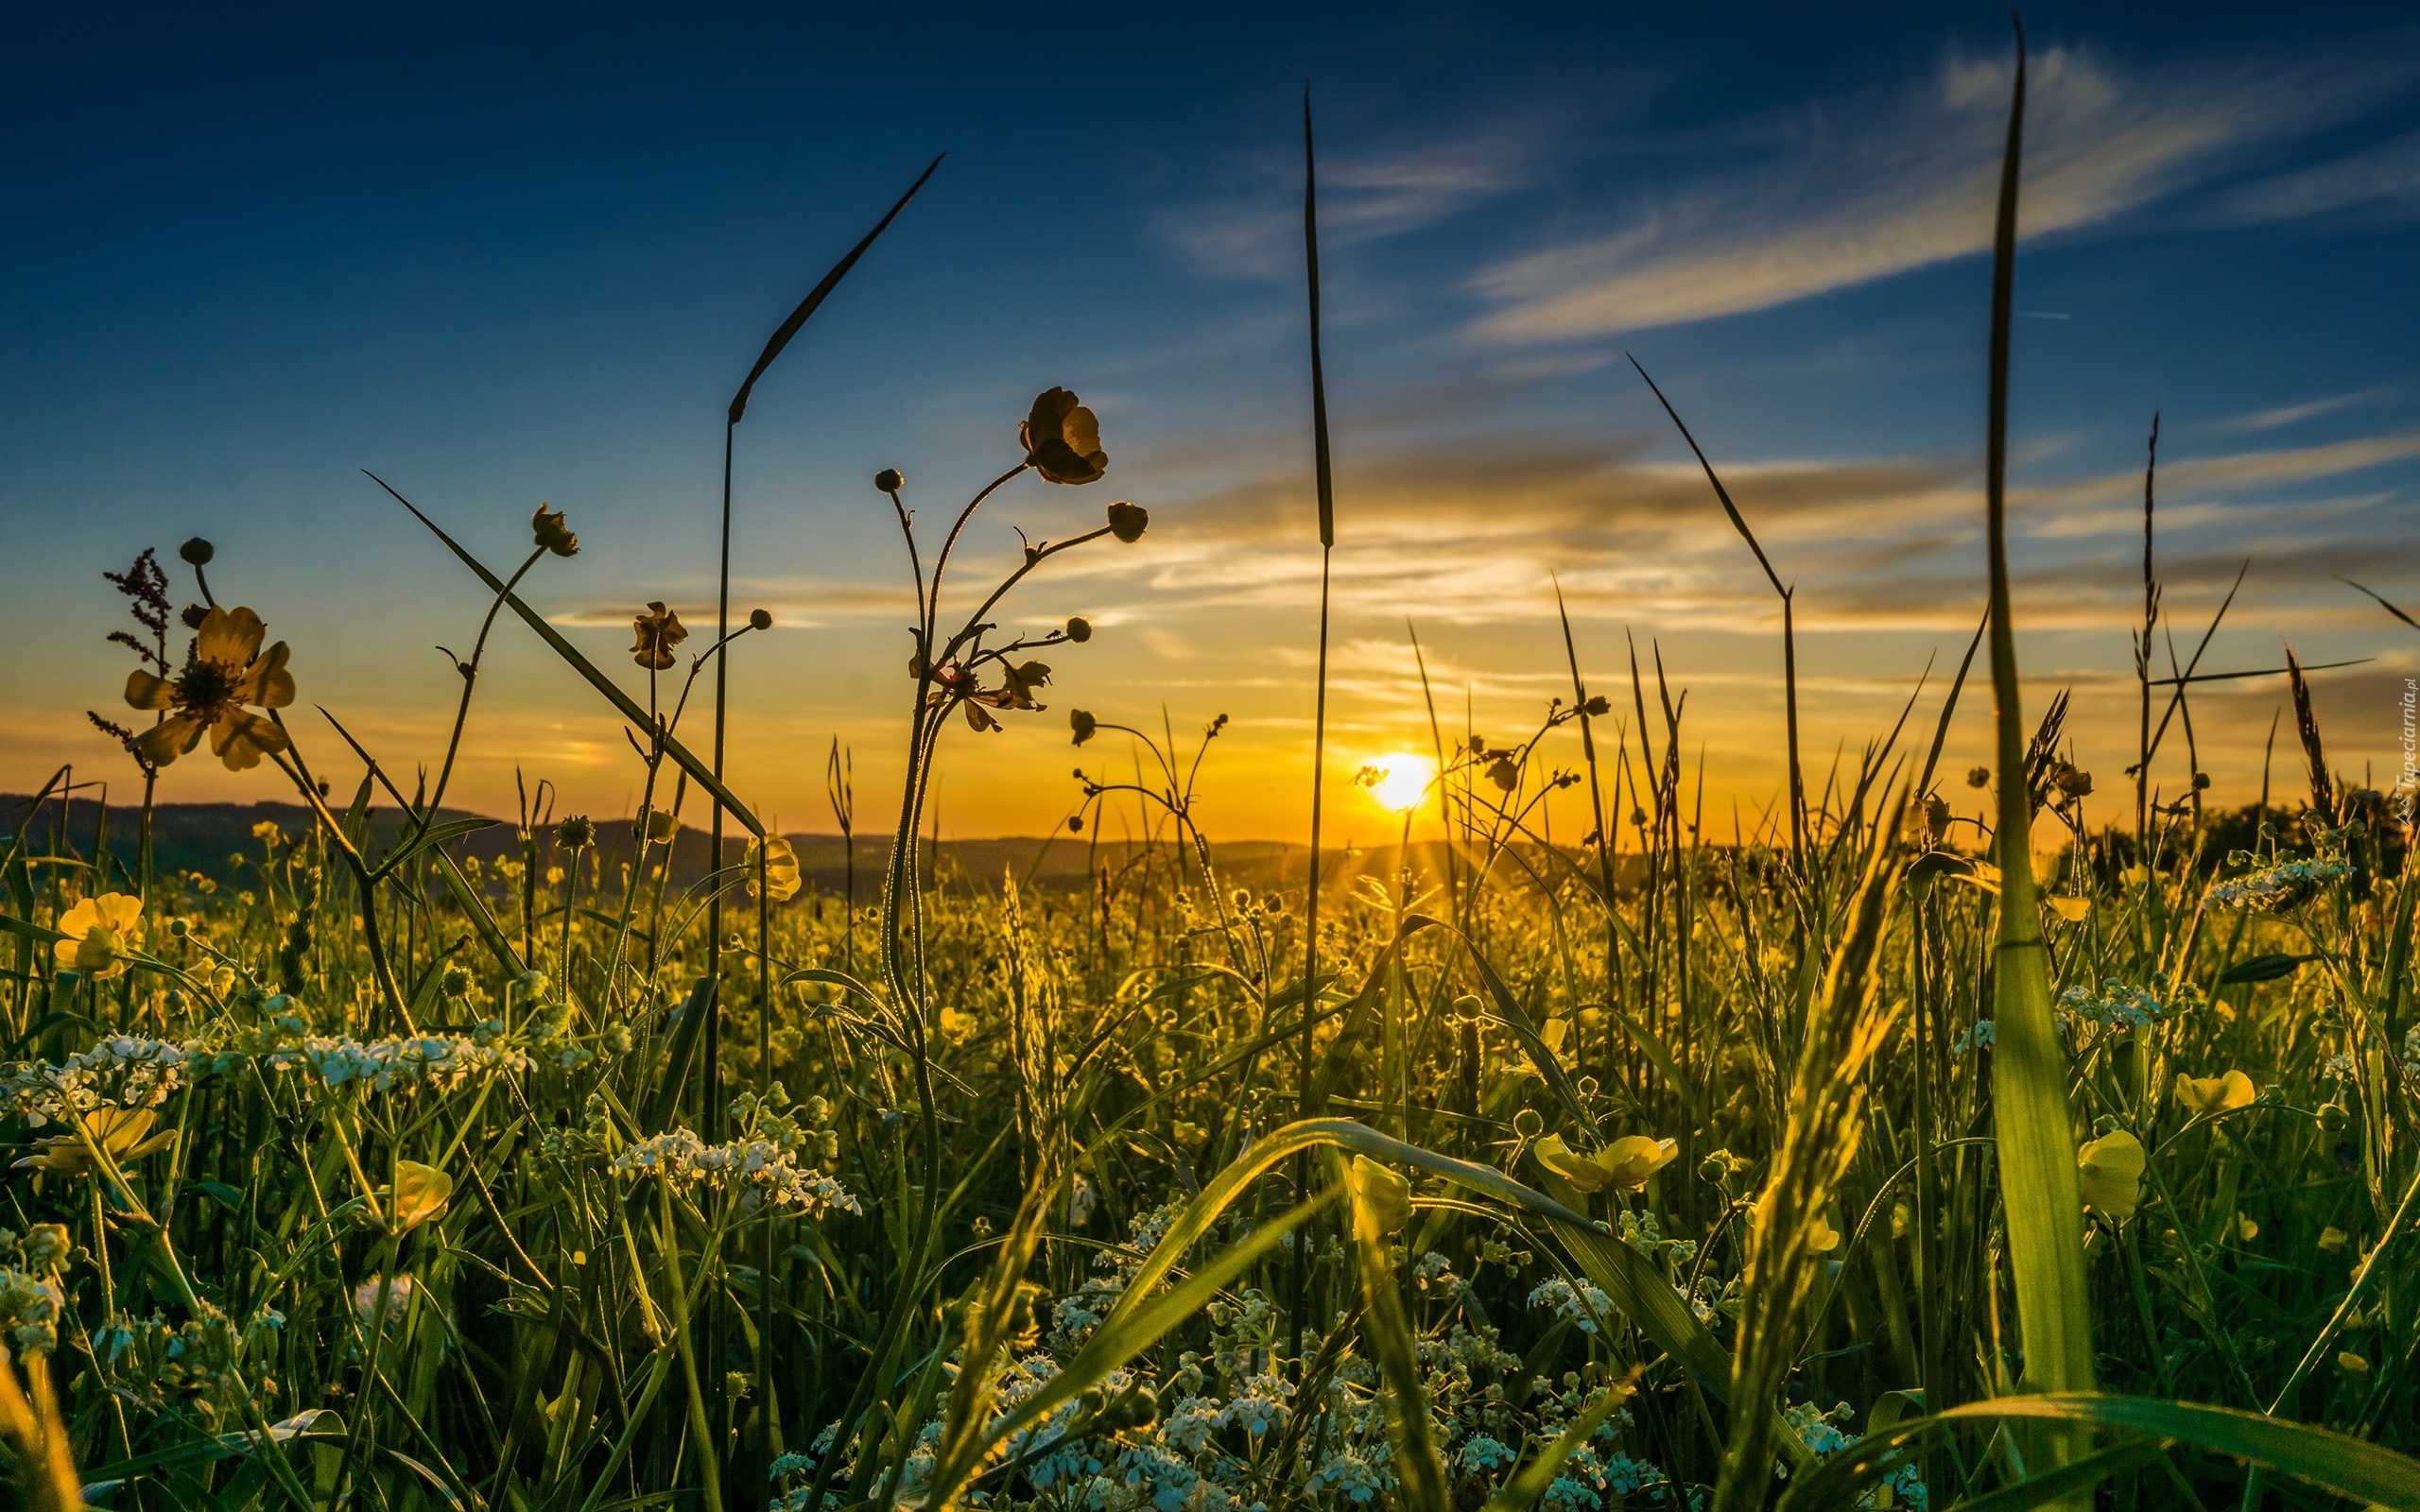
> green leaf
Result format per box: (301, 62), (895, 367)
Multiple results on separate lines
(2218, 953), (2320, 985)
(1779, 1393), (2420, 1512)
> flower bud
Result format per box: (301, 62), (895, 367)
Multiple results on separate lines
(1065, 616), (1093, 643)
(441, 967), (472, 998)
(557, 815), (596, 849)
(1105, 502), (1149, 543)
(180, 537), (216, 565)
(2318, 1102), (2349, 1132)
(1067, 815), (1084, 833)
(1070, 709), (1098, 747)
(181, 604), (211, 628)
(749, 608), (773, 631)
(874, 468), (903, 493)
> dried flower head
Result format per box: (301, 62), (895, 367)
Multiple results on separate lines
(631, 601), (687, 670)
(1070, 709), (1098, 747)
(1966, 765), (1991, 788)
(532, 505), (579, 558)
(1021, 387), (1107, 485)
(123, 607), (296, 770)
(1065, 616), (1092, 643)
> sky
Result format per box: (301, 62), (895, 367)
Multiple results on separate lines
(6, 1), (2420, 847)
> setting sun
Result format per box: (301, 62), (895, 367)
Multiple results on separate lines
(1356, 751), (1437, 814)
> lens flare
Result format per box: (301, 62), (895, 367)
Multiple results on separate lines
(1357, 752), (1437, 815)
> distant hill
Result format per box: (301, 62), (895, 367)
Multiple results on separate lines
(1, 793), (1335, 896)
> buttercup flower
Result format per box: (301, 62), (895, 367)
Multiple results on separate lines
(54, 892), (142, 979)
(1022, 387), (1107, 485)
(2175, 1070), (2256, 1114)
(1534, 1133), (1676, 1194)
(749, 835), (802, 902)
(631, 602), (687, 670)
(14, 1106), (177, 1176)
(532, 504), (579, 557)
(123, 607), (296, 770)
(2077, 1130), (2146, 1224)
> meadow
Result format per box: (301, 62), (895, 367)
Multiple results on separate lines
(3, 52), (2417, 1512)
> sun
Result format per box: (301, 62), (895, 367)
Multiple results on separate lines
(1357, 751), (1438, 815)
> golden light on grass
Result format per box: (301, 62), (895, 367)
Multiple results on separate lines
(1356, 751), (1436, 814)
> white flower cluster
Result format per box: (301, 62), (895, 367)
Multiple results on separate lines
(2205, 857), (2347, 911)
(611, 1129), (861, 1217)
(1528, 1277), (1617, 1334)
(2058, 979), (2167, 1031)
(0, 1035), (193, 1127)
(256, 1033), (532, 1093)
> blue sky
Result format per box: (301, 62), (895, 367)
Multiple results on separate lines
(7, 2), (2419, 840)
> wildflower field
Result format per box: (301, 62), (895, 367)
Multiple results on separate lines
(5, 54), (2420, 1512)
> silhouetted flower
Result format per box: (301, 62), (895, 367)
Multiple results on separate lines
(1106, 502), (1149, 542)
(749, 608), (773, 631)
(874, 468), (903, 493)
(1071, 709), (1098, 747)
(532, 505), (579, 557)
(1065, 616), (1092, 643)
(1021, 388), (1107, 485)
(123, 607), (296, 770)
(631, 602), (687, 670)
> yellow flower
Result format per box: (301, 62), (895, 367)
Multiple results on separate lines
(2048, 896), (2091, 922)
(1021, 387), (1107, 485)
(376, 1160), (454, 1234)
(2175, 1070), (2256, 1115)
(1349, 1155), (1412, 1236)
(532, 504), (579, 557)
(123, 607), (296, 770)
(13, 1106), (176, 1176)
(2339, 1351), (2371, 1375)
(2077, 1130), (2147, 1225)
(53, 892), (142, 978)
(1534, 1133), (1677, 1194)
(2319, 1225), (2349, 1253)
(747, 835), (801, 902)
(641, 808), (681, 843)
(631, 601), (688, 670)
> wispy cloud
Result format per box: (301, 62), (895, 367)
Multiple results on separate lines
(1469, 44), (2410, 342)
(2216, 127), (2420, 223)
(1160, 122), (1543, 279)
(2216, 390), (2384, 432)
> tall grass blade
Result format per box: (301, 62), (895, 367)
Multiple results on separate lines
(1343, 1156), (1449, 1512)
(1976, 18), (2097, 1418)
(1627, 353), (1804, 866)
(725, 154), (945, 426)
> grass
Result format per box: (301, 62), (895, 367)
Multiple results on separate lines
(6, 43), (2420, 1512)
